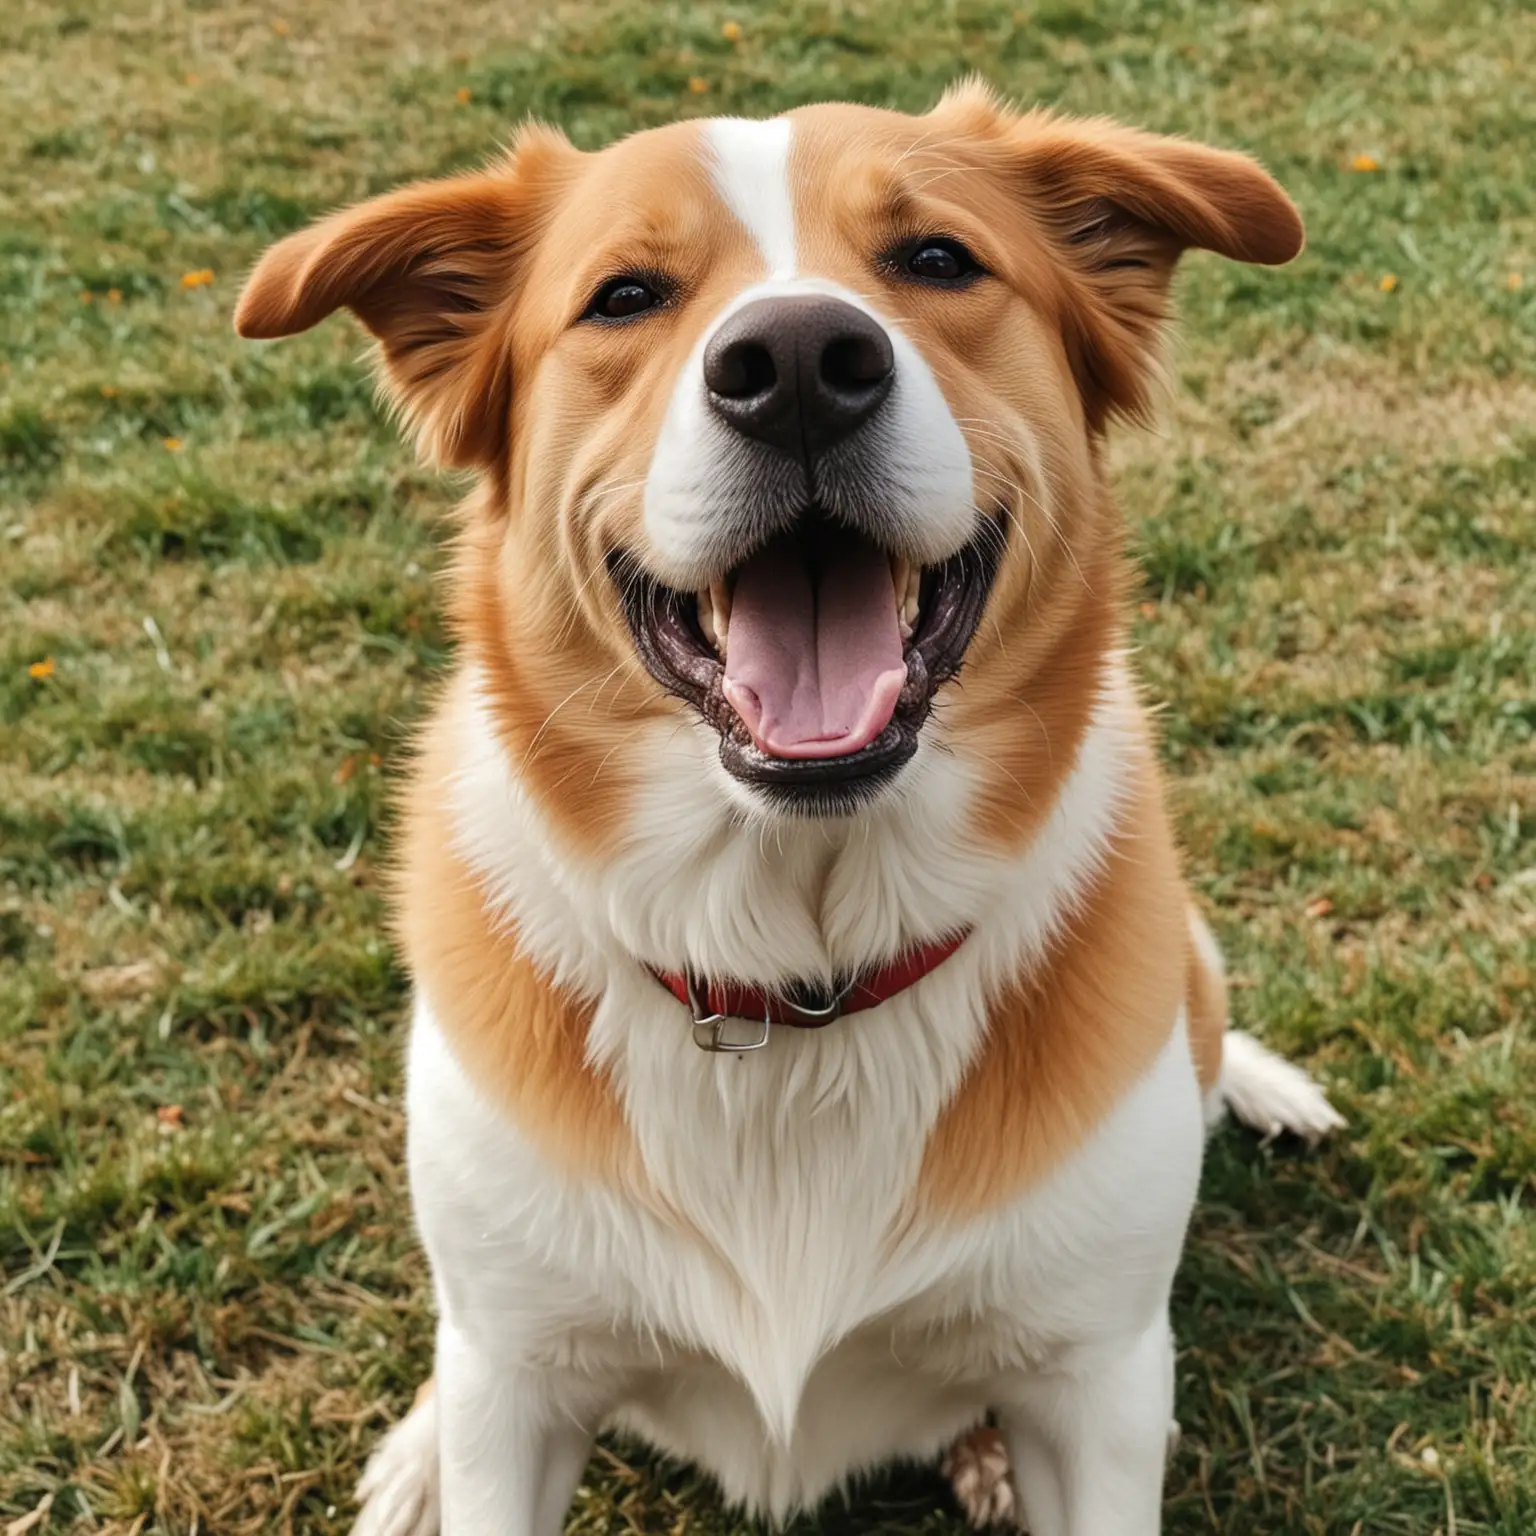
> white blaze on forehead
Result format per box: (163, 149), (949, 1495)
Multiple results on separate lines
(705, 117), (797, 278)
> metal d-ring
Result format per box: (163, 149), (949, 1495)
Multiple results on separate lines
(776, 975), (857, 1027)
(686, 971), (772, 1053)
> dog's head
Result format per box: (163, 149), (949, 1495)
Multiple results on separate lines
(237, 84), (1300, 839)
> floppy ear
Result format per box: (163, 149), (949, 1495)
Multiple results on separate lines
(234, 125), (576, 469)
(938, 85), (1303, 429)
(1011, 113), (1303, 425)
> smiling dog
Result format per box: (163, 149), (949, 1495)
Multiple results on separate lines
(237, 82), (1343, 1536)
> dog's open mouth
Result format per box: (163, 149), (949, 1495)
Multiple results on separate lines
(615, 512), (1002, 809)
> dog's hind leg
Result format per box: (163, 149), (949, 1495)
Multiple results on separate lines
(353, 1379), (439, 1536)
(945, 1424), (1017, 1528)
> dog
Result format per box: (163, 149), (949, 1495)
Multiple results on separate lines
(236, 81), (1343, 1536)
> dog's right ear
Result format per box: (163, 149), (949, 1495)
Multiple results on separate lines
(235, 124), (578, 470)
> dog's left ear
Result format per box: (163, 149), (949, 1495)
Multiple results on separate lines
(1024, 116), (1303, 428)
(938, 85), (1304, 428)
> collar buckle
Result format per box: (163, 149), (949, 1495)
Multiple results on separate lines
(686, 971), (771, 1053)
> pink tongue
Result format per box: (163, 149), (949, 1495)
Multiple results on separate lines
(722, 528), (906, 760)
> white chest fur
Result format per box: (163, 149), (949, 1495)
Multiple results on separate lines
(408, 989), (1203, 1517)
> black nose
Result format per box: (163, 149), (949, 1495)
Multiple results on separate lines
(702, 296), (895, 462)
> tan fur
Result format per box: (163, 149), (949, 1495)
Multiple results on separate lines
(927, 81), (1304, 427)
(917, 733), (1188, 1218)
(1185, 909), (1229, 1098)
(451, 505), (649, 855)
(394, 674), (638, 1186)
(235, 125), (580, 471)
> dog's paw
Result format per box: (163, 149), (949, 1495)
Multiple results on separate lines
(1220, 1030), (1345, 1145)
(353, 1386), (439, 1536)
(944, 1425), (1017, 1528)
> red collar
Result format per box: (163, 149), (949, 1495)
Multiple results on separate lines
(652, 931), (969, 1052)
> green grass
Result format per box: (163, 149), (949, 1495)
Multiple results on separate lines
(2, 0), (1533, 1531)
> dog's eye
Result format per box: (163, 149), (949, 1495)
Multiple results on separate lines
(588, 277), (662, 320)
(904, 239), (981, 284)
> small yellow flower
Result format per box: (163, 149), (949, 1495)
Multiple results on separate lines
(1379, 272), (1398, 293)
(100, 384), (118, 398)
(79, 290), (93, 304)
(180, 268), (215, 289)
(271, 17), (291, 35)
(722, 20), (743, 41)
(163, 437), (184, 452)
(107, 288), (122, 304)
(185, 72), (201, 86)
(1507, 271), (1524, 291)
(455, 86), (473, 104)
(28, 658), (56, 681)
(1351, 153), (1380, 172)
(687, 76), (709, 94)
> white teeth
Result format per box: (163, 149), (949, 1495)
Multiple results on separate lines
(712, 578), (732, 654)
(698, 578), (731, 657)
(893, 557), (921, 640)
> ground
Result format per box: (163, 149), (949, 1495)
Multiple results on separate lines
(1, 0), (1533, 1531)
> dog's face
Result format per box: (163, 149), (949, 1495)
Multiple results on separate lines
(237, 85), (1300, 837)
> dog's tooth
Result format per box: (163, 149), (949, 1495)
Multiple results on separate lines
(900, 561), (921, 638)
(708, 578), (731, 656)
(697, 587), (720, 652)
(892, 558), (916, 640)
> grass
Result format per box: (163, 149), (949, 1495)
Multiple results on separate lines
(1, 0), (1532, 1531)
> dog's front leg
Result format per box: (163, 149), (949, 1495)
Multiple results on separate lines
(435, 1319), (596, 1536)
(997, 1317), (1177, 1536)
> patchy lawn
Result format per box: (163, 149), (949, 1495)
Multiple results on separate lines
(2, 0), (1533, 1531)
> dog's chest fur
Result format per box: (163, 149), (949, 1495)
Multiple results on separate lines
(402, 669), (1203, 1515)
(410, 988), (1201, 1514)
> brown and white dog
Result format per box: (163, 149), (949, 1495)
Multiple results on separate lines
(236, 82), (1342, 1536)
